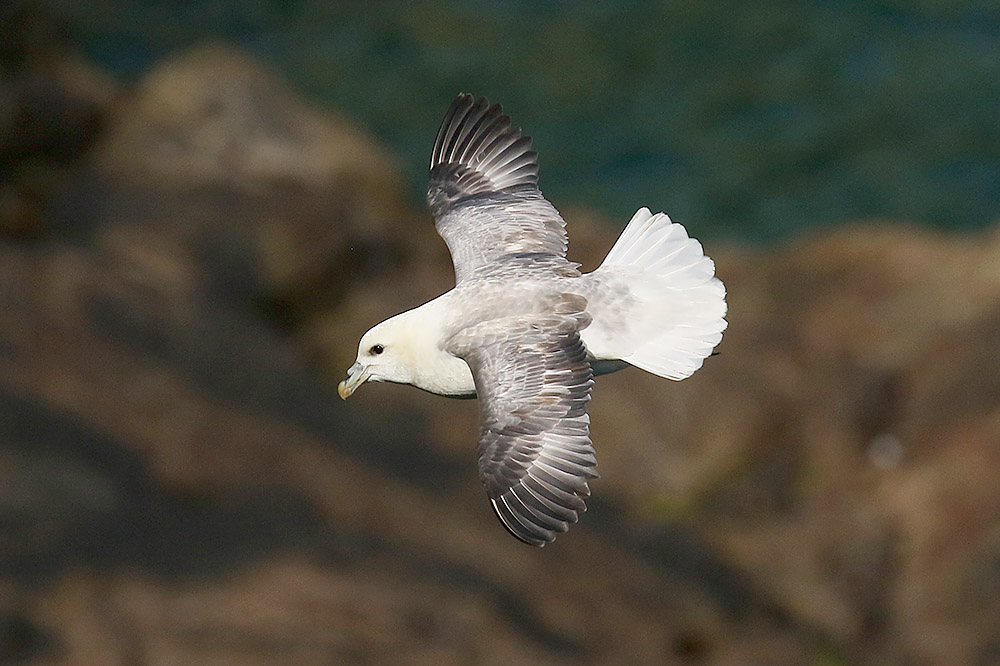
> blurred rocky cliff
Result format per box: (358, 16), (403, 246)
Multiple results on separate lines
(2, 19), (999, 666)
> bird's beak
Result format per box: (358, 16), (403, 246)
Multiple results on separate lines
(338, 362), (371, 400)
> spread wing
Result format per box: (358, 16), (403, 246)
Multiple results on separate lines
(427, 94), (570, 283)
(447, 312), (597, 546)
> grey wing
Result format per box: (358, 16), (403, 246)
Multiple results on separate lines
(448, 312), (597, 546)
(427, 94), (570, 283)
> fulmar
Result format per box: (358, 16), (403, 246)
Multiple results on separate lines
(339, 94), (727, 546)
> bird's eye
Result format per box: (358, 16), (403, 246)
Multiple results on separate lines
(369, 344), (385, 355)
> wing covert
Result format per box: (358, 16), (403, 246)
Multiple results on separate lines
(427, 94), (570, 283)
(447, 311), (597, 546)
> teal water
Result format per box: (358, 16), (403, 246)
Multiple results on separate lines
(53, 0), (1000, 242)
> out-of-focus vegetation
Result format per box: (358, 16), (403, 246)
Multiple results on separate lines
(47, 0), (1000, 241)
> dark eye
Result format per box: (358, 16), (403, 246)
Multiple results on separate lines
(369, 344), (384, 355)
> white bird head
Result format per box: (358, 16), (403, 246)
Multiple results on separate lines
(338, 316), (414, 399)
(338, 302), (477, 400)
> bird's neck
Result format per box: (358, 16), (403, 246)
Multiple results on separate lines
(398, 296), (477, 397)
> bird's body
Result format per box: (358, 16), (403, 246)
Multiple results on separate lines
(340, 94), (727, 546)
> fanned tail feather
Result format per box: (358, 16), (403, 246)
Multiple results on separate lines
(591, 207), (727, 381)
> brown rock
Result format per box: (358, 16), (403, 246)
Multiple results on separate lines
(0, 2), (113, 240)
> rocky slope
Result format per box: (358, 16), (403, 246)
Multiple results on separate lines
(2, 35), (999, 666)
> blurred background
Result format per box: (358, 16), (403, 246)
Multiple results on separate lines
(1, 1), (999, 665)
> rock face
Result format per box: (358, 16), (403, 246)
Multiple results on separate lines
(2, 40), (999, 666)
(0, 2), (112, 239)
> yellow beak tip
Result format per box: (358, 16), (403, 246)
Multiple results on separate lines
(337, 381), (351, 400)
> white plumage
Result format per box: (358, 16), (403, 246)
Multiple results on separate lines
(339, 94), (727, 546)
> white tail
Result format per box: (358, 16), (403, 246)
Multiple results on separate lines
(582, 208), (727, 381)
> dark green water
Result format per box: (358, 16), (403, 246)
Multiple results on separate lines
(52, 0), (1000, 242)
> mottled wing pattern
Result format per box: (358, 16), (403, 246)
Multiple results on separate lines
(427, 94), (569, 283)
(447, 312), (597, 546)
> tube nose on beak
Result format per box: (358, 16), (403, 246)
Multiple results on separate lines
(338, 362), (368, 400)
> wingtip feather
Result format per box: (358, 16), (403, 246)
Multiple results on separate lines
(428, 94), (539, 215)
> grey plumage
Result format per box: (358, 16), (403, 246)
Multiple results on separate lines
(428, 94), (569, 284)
(448, 308), (596, 546)
(430, 94), (597, 544)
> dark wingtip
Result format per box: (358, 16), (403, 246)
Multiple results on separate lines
(491, 496), (564, 547)
(427, 93), (539, 216)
